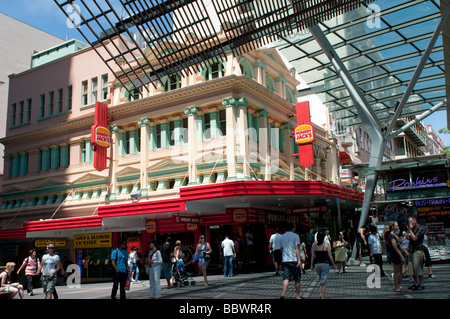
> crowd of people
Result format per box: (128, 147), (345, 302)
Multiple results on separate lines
(0, 216), (438, 299)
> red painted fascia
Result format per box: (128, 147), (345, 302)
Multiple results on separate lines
(98, 198), (185, 218)
(180, 181), (364, 202)
(23, 216), (103, 233)
(0, 228), (27, 240)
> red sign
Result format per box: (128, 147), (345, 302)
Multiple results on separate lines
(294, 101), (314, 167)
(91, 102), (110, 172)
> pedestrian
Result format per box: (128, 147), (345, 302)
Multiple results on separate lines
(0, 262), (24, 299)
(311, 230), (336, 299)
(368, 225), (385, 276)
(269, 228), (283, 275)
(423, 231), (436, 279)
(128, 247), (140, 283)
(407, 217), (426, 290)
(356, 225), (368, 266)
(280, 222), (302, 299)
(221, 235), (236, 277)
(160, 237), (173, 288)
(400, 231), (410, 280)
(17, 249), (40, 296)
(300, 234), (308, 274)
(110, 238), (130, 299)
(245, 228), (255, 263)
(39, 242), (62, 299)
(388, 221), (406, 293)
(194, 235), (212, 286)
(333, 232), (347, 274)
(147, 240), (162, 299)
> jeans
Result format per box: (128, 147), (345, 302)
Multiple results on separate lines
(111, 272), (128, 299)
(223, 255), (233, 276)
(149, 267), (161, 298)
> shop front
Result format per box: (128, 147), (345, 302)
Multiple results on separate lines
(376, 157), (450, 261)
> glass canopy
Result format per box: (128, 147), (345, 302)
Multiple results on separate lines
(275, 0), (448, 127)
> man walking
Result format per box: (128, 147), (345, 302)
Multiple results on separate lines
(111, 238), (130, 299)
(221, 235), (236, 277)
(38, 242), (61, 299)
(280, 223), (302, 299)
(407, 217), (426, 290)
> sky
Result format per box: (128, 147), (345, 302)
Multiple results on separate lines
(1, 0), (449, 146)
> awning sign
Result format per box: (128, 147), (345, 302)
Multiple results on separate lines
(74, 233), (112, 249)
(35, 239), (67, 248)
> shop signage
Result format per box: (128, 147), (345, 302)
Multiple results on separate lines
(93, 126), (111, 147)
(233, 209), (248, 223)
(294, 124), (314, 145)
(146, 220), (157, 233)
(293, 101), (314, 167)
(288, 206), (328, 214)
(34, 239), (67, 248)
(74, 232), (112, 249)
(418, 210), (450, 218)
(414, 198), (450, 207)
(173, 216), (200, 224)
(91, 101), (110, 172)
(388, 176), (446, 192)
(186, 223), (199, 231)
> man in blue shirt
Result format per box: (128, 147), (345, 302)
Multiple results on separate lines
(111, 238), (130, 299)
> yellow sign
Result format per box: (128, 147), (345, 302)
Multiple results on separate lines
(74, 233), (112, 249)
(146, 220), (156, 233)
(34, 239), (67, 248)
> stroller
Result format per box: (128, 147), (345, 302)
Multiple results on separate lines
(172, 257), (196, 287)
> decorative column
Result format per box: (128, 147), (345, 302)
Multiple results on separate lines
(253, 61), (267, 87)
(236, 98), (250, 180)
(108, 125), (120, 201)
(185, 106), (198, 185)
(222, 98), (237, 181)
(138, 118), (150, 197)
(258, 109), (271, 181)
(275, 76), (286, 99)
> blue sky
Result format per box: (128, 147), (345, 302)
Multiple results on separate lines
(1, 0), (449, 146)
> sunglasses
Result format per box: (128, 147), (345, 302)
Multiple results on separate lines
(48, 247), (55, 250)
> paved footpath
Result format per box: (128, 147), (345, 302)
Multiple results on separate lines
(21, 259), (449, 300)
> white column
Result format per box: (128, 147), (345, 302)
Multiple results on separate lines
(185, 107), (198, 185)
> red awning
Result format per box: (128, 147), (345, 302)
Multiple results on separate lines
(339, 151), (362, 164)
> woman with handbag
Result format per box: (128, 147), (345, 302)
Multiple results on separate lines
(194, 235), (212, 286)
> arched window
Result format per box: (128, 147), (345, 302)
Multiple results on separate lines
(285, 87), (295, 103)
(238, 57), (254, 78)
(265, 74), (276, 92)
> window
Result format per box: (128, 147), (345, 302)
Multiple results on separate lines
(204, 113), (211, 140)
(163, 74), (181, 92)
(82, 80), (88, 106)
(239, 58), (254, 78)
(265, 74), (276, 92)
(11, 103), (16, 126)
(203, 61), (224, 81)
(57, 89), (63, 113)
(169, 121), (175, 146)
(48, 91), (54, 116)
(40, 94), (45, 118)
(82, 140), (94, 163)
(67, 85), (73, 111)
(101, 74), (108, 101)
(19, 101), (24, 125)
(26, 99), (32, 123)
(92, 77), (98, 104)
(129, 86), (142, 101)
(219, 109), (226, 136)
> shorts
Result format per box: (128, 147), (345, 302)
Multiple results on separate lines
(42, 276), (57, 293)
(198, 258), (210, 268)
(161, 262), (172, 278)
(282, 262), (301, 282)
(314, 262), (330, 285)
(407, 250), (424, 276)
(273, 250), (282, 264)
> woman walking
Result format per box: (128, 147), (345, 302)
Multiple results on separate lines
(333, 232), (348, 274)
(311, 230), (336, 299)
(388, 222), (406, 293)
(194, 235), (212, 286)
(147, 240), (162, 299)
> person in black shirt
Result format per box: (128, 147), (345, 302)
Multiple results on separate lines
(407, 217), (426, 290)
(160, 237), (173, 288)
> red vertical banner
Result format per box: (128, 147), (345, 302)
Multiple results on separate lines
(91, 102), (110, 172)
(294, 101), (315, 168)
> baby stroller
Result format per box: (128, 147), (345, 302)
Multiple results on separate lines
(172, 258), (196, 287)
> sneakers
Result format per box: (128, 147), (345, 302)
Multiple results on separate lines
(359, 263), (366, 267)
(428, 274), (436, 279)
(408, 284), (425, 290)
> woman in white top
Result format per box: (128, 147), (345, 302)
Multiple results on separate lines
(147, 240), (162, 299)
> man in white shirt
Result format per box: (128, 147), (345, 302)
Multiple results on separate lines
(221, 235), (236, 277)
(280, 223), (302, 299)
(269, 228), (283, 275)
(38, 242), (62, 299)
